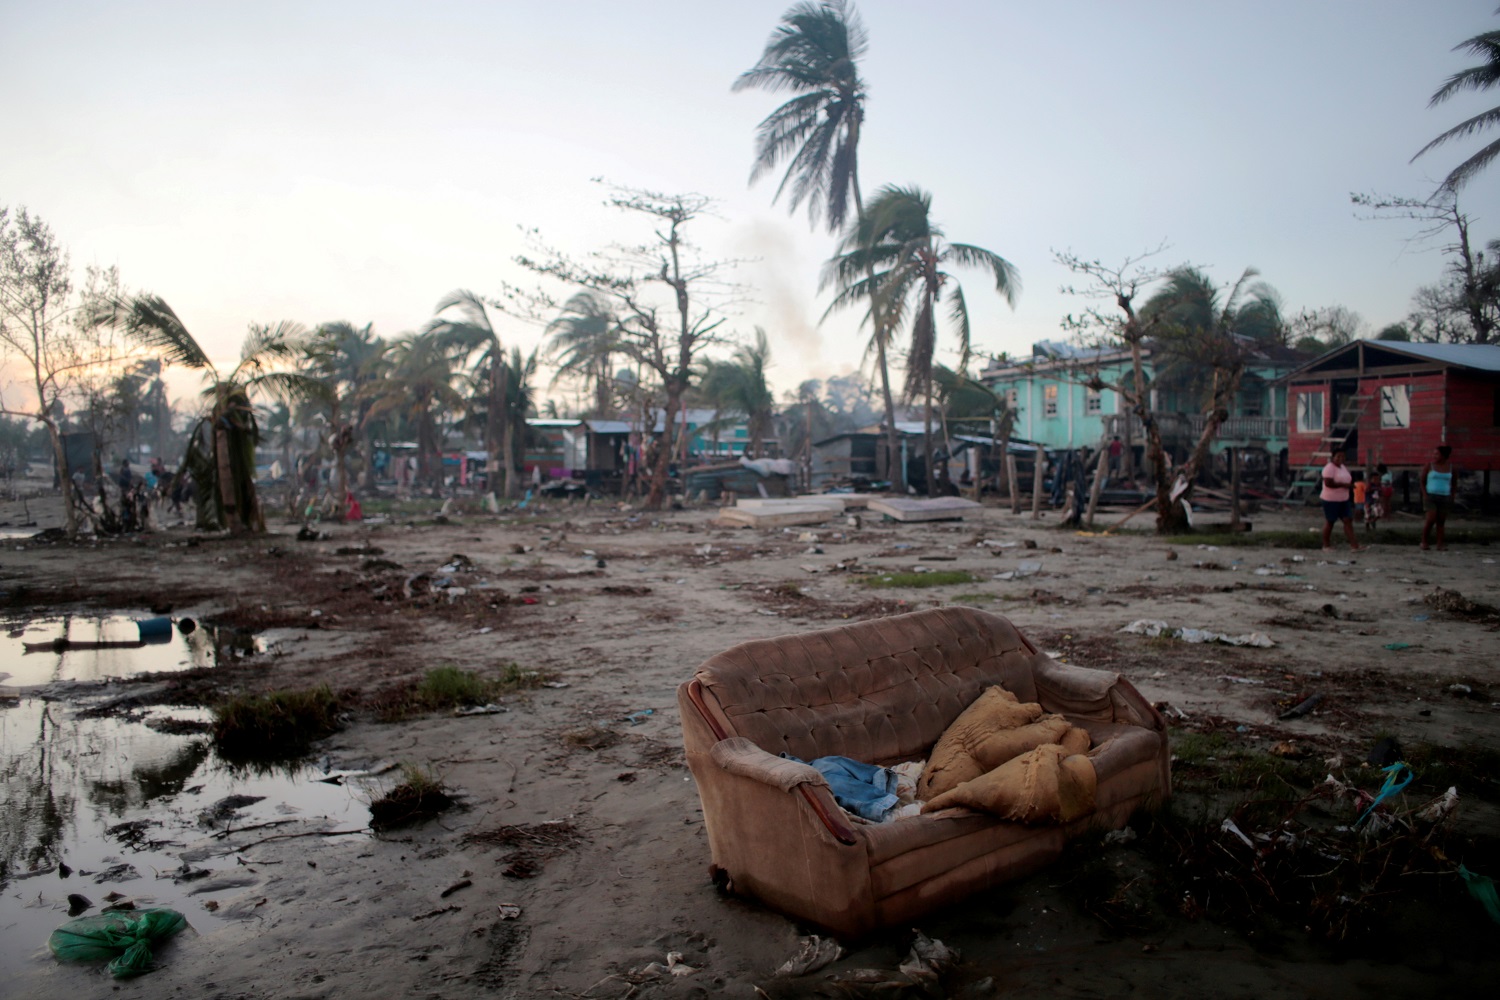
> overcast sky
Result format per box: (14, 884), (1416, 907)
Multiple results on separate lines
(5, 0), (1500, 408)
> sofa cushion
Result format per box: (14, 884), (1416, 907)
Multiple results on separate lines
(921, 744), (1097, 823)
(917, 686), (1094, 800)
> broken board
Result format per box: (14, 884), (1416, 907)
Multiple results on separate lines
(735, 496), (850, 512)
(715, 504), (841, 528)
(865, 497), (983, 522)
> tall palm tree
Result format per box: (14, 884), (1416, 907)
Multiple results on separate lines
(737, 0), (907, 480)
(734, 0), (868, 233)
(1413, 18), (1500, 193)
(699, 329), (776, 458)
(92, 294), (316, 531)
(545, 291), (621, 419)
(824, 185), (1019, 494)
(424, 291), (514, 498)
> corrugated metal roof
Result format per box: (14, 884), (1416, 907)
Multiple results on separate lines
(584, 420), (633, 434)
(1368, 341), (1500, 372)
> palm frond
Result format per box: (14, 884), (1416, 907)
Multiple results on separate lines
(95, 294), (214, 371)
(946, 244), (1021, 306)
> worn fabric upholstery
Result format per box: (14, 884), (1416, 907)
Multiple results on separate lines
(678, 607), (1169, 937)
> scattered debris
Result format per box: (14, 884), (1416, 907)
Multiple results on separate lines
(773, 934), (844, 977)
(1279, 693), (1324, 720)
(496, 903), (522, 920)
(1120, 620), (1274, 647)
(439, 879), (472, 898)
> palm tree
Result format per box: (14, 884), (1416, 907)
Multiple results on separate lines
(824, 185), (1019, 494)
(304, 321), (387, 508)
(1413, 18), (1500, 192)
(93, 295), (316, 532)
(367, 331), (466, 493)
(545, 291), (621, 419)
(424, 291), (514, 498)
(1140, 266), (1279, 519)
(734, 0), (868, 233)
(738, 0), (909, 481)
(699, 329), (776, 458)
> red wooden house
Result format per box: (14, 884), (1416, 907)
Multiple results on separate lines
(1283, 341), (1500, 486)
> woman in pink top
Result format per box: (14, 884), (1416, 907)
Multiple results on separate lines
(1320, 448), (1363, 552)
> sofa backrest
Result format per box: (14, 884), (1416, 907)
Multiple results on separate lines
(692, 607), (1042, 765)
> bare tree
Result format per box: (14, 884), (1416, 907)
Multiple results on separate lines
(0, 207), (131, 538)
(511, 185), (740, 510)
(1353, 191), (1497, 344)
(1053, 247), (1185, 531)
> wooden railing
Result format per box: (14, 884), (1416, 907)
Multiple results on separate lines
(1103, 413), (1284, 443)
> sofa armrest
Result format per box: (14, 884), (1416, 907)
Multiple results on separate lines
(1031, 653), (1164, 732)
(710, 737), (826, 791)
(707, 738), (858, 846)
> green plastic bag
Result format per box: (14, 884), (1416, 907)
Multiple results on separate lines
(1460, 866), (1500, 925)
(48, 907), (187, 978)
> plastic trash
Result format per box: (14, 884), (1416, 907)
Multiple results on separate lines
(624, 709), (654, 725)
(1460, 866), (1500, 925)
(49, 907), (187, 978)
(135, 617), (173, 642)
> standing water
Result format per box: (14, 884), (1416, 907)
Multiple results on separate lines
(0, 612), (377, 980)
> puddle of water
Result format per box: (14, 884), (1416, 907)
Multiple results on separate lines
(0, 613), (257, 688)
(0, 698), (377, 979)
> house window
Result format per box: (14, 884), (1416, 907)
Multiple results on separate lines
(1380, 384), (1411, 429)
(1005, 388), (1018, 411)
(1296, 392), (1324, 434)
(1085, 388), (1102, 414)
(1044, 385), (1058, 417)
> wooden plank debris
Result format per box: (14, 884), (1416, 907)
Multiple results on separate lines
(865, 497), (983, 522)
(715, 505), (842, 529)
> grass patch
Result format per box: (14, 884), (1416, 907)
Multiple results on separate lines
(373, 664), (551, 722)
(1400, 740), (1500, 803)
(212, 685), (341, 758)
(949, 592), (996, 605)
(861, 570), (977, 589)
(369, 763), (454, 830)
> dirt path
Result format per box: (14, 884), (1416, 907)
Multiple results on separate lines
(3, 496), (1498, 998)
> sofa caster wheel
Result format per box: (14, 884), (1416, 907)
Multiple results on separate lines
(709, 865), (735, 895)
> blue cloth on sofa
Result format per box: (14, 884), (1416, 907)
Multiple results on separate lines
(783, 753), (900, 822)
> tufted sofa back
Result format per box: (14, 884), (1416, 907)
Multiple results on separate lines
(692, 607), (1043, 765)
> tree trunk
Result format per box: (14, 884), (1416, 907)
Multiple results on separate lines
(645, 386), (679, 510)
(923, 380), (936, 496)
(45, 418), (81, 539)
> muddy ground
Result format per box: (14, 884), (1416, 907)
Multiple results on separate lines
(3, 490), (1499, 999)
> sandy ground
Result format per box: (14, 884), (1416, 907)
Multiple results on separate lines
(3, 489), (1499, 998)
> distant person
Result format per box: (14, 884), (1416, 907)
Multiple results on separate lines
(1421, 444), (1454, 551)
(1320, 448), (1363, 553)
(117, 458), (132, 492)
(1107, 436), (1123, 475)
(1365, 463), (1389, 532)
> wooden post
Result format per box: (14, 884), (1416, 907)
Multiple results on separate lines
(1229, 446), (1242, 532)
(1006, 453), (1020, 514)
(1085, 447), (1109, 528)
(1030, 444), (1046, 520)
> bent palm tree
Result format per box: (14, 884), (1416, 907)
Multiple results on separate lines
(1414, 19), (1500, 192)
(93, 295), (317, 532)
(824, 185), (1019, 494)
(366, 330), (466, 493)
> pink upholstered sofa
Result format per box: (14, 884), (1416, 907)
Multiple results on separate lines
(678, 607), (1169, 937)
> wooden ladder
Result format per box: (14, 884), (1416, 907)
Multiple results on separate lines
(1282, 394), (1375, 500)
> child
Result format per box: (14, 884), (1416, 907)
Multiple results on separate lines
(1365, 463), (1388, 531)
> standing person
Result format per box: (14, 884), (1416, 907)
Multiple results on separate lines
(1421, 445), (1454, 551)
(117, 458), (133, 492)
(1107, 435), (1123, 476)
(1365, 463), (1389, 532)
(1320, 448), (1363, 553)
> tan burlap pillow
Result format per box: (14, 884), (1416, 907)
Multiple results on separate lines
(917, 687), (1090, 800)
(922, 743), (1097, 824)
